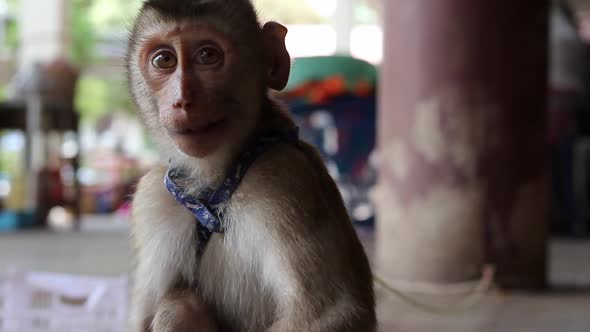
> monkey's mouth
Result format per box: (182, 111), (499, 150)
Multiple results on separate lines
(168, 118), (227, 137)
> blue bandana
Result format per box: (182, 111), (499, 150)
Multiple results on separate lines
(165, 127), (300, 255)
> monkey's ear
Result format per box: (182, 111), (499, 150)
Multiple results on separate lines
(262, 22), (291, 91)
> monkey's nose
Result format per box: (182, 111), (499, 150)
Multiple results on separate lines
(173, 98), (193, 110)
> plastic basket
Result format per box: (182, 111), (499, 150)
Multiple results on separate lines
(0, 269), (129, 332)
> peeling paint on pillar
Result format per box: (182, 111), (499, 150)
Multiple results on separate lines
(376, 0), (549, 288)
(382, 140), (410, 180)
(413, 99), (445, 163)
(376, 88), (502, 283)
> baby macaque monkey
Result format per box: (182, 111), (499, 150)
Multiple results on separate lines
(127, 0), (376, 331)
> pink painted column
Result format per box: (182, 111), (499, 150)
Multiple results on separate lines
(376, 0), (550, 289)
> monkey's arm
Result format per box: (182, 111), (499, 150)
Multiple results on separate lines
(129, 166), (203, 332)
(241, 145), (376, 332)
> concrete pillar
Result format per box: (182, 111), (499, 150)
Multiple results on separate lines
(376, 0), (550, 289)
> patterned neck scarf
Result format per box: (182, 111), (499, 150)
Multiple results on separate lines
(164, 127), (299, 256)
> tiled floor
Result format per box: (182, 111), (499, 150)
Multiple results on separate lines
(0, 216), (589, 332)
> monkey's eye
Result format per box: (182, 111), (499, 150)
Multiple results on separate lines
(195, 46), (223, 66)
(151, 51), (177, 69)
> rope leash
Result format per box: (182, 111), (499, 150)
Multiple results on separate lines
(373, 264), (496, 315)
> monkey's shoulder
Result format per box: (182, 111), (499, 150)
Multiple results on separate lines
(235, 142), (324, 212)
(131, 165), (189, 223)
(133, 165), (169, 200)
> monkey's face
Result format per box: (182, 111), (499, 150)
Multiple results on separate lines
(128, 3), (291, 160)
(135, 21), (265, 158)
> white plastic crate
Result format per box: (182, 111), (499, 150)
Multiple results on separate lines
(0, 269), (129, 332)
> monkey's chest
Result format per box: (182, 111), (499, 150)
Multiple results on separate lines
(195, 227), (278, 332)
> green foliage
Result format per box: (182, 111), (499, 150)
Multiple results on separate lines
(75, 75), (132, 123)
(4, 18), (18, 50)
(6, 0), (18, 10)
(0, 149), (22, 176)
(72, 0), (142, 122)
(70, 0), (144, 67)
(88, 0), (143, 29)
(75, 76), (109, 122)
(70, 0), (96, 66)
(3, 0), (19, 50)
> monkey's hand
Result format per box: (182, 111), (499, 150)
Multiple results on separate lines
(152, 290), (219, 332)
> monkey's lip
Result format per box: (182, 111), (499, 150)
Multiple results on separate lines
(167, 118), (227, 137)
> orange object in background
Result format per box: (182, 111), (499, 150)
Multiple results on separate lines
(290, 75), (351, 104)
(355, 80), (373, 97)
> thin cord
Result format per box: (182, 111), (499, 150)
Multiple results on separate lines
(373, 264), (496, 315)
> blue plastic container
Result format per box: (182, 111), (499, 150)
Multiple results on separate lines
(0, 210), (37, 232)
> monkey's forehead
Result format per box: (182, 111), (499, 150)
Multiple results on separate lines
(133, 12), (226, 41)
(134, 1), (261, 40)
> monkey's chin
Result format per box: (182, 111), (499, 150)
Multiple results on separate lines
(172, 137), (223, 159)
(166, 119), (231, 158)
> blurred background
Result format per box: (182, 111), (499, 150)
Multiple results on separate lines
(0, 0), (382, 230)
(0, 0), (589, 331)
